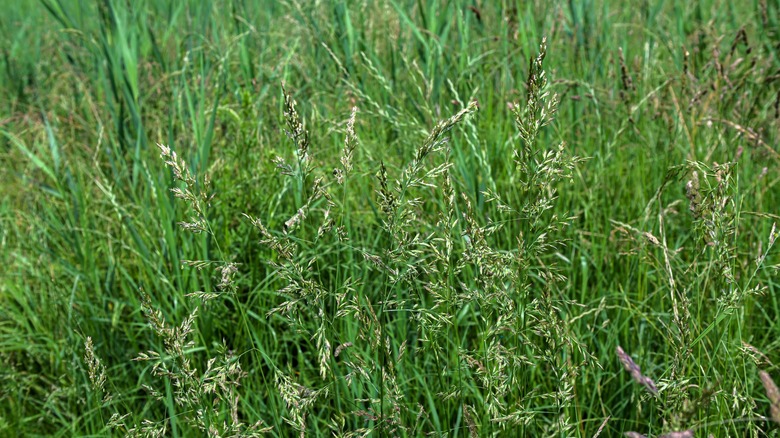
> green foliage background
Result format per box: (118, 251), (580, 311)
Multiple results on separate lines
(1, 0), (778, 436)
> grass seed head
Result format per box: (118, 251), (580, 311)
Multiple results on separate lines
(617, 346), (658, 394)
(759, 371), (780, 423)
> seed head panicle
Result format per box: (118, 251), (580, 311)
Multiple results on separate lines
(760, 371), (780, 423)
(617, 346), (658, 394)
(282, 84), (310, 162)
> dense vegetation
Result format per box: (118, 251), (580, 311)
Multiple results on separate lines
(1, 0), (779, 436)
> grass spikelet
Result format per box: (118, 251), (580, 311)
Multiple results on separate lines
(282, 84), (310, 163)
(336, 106), (359, 184)
(83, 336), (108, 401)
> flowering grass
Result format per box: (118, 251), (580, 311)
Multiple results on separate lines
(1, 0), (779, 436)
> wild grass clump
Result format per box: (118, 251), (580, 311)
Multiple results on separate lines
(1, 1), (779, 436)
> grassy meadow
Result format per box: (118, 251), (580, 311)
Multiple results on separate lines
(1, 0), (780, 436)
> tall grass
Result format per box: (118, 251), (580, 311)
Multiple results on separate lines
(1, 0), (779, 436)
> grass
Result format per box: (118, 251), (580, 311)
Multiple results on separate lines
(1, 0), (779, 436)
